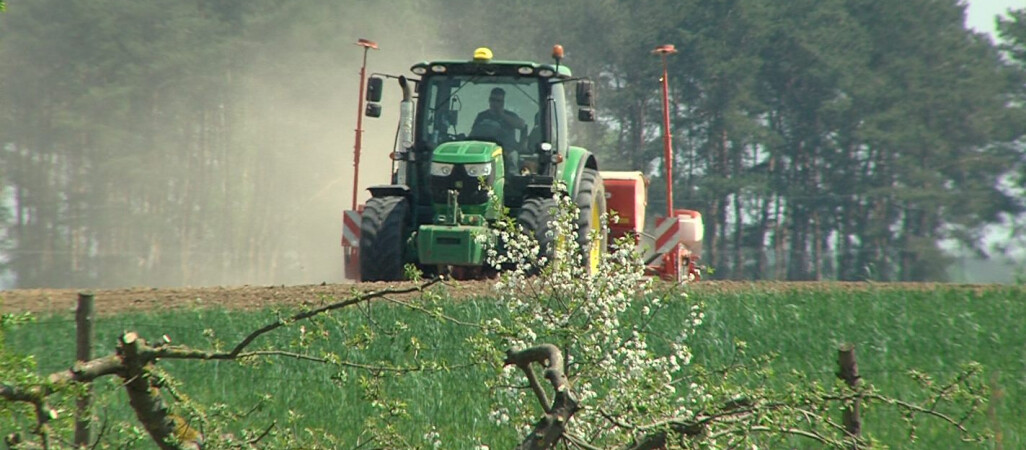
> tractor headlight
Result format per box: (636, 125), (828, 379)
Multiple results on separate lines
(430, 162), (454, 176)
(464, 162), (493, 177)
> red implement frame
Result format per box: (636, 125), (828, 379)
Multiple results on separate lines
(343, 38), (377, 280)
(651, 44), (701, 282)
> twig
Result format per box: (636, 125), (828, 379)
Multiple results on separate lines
(869, 393), (970, 433)
(237, 350), (428, 374)
(248, 421), (275, 445)
(380, 295), (485, 328)
(562, 431), (602, 450)
(707, 425), (832, 445)
(225, 279), (440, 358)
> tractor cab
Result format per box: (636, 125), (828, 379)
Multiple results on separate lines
(355, 46), (605, 280)
(405, 49), (594, 212)
(365, 47), (595, 210)
(416, 67), (549, 176)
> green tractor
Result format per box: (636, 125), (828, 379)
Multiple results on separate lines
(350, 46), (607, 281)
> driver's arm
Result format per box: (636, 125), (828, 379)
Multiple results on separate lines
(504, 111), (526, 129)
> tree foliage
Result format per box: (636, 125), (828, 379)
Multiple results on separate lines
(0, 1), (1024, 288)
(439, 0), (1026, 281)
(996, 9), (1026, 256)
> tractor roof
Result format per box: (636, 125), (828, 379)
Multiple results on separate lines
(410, 50), (573, 79)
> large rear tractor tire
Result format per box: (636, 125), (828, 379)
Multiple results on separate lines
(517, 197), (558, 269)
(360, 196), (409, 281)
(574, 168), (608, 273)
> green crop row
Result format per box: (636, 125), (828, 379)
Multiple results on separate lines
(4, 284), (1023, 448)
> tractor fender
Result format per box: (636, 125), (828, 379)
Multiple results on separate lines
(558, 147), (598, 198)
(367, 184), (411, 198)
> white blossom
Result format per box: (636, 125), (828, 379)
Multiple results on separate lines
(475, 183), (707, 443)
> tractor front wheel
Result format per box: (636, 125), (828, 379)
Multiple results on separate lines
(360, 196), (409, 281)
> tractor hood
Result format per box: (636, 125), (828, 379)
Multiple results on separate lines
(432, 140), (503, 165)
(428, 140), (505, 212)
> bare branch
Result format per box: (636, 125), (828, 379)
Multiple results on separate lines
(224, 279), (440, 358)
(248, 421), (275, 445)
(562, 432), (602, 450)
(867, 393), (971, 433)
(380, 294), (484, 328)
(505, 345), (579, 450)
(1, 280), (441, 449)
(707, 425), (833, 445)
(522, 364), (551, 413)
(120, 332), (202, 450)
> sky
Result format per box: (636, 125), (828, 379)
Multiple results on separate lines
(965, 0), (1020, 40)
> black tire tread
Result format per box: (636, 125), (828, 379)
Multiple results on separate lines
(517, 197), (557, 265)
(574, 168), (608, 264)
(360, 196), (409, 281)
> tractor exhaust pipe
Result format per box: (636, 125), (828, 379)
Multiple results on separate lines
(394, 76), (414, 185)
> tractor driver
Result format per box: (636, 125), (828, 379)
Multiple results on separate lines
(472, 87), (527, 155)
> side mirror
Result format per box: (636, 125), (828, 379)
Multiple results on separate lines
(447, 110), (459, 127)
(365, 103), (382, 118)
(366, 76), (384, 103)
(578, 107), (595, 122)
(575, 80), (595, 107)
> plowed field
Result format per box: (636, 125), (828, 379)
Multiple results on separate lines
(0, 280), (973, 316)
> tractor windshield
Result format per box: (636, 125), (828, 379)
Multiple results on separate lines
(418, 75), (543, 152)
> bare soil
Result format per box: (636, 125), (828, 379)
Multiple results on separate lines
(2, 279), (997, 317)
(0, 280), (498, 317)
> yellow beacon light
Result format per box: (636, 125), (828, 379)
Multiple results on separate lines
(473, 47), (493, 61)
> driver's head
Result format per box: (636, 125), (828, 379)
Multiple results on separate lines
(488, 88), (506, 113)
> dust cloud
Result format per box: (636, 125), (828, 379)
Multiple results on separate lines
(207, 4), (529, 288)
(177, 4), (469, 288)
(2, 2), (534, 289)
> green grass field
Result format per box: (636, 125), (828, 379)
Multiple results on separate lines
(4, 283), (1024, 448)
